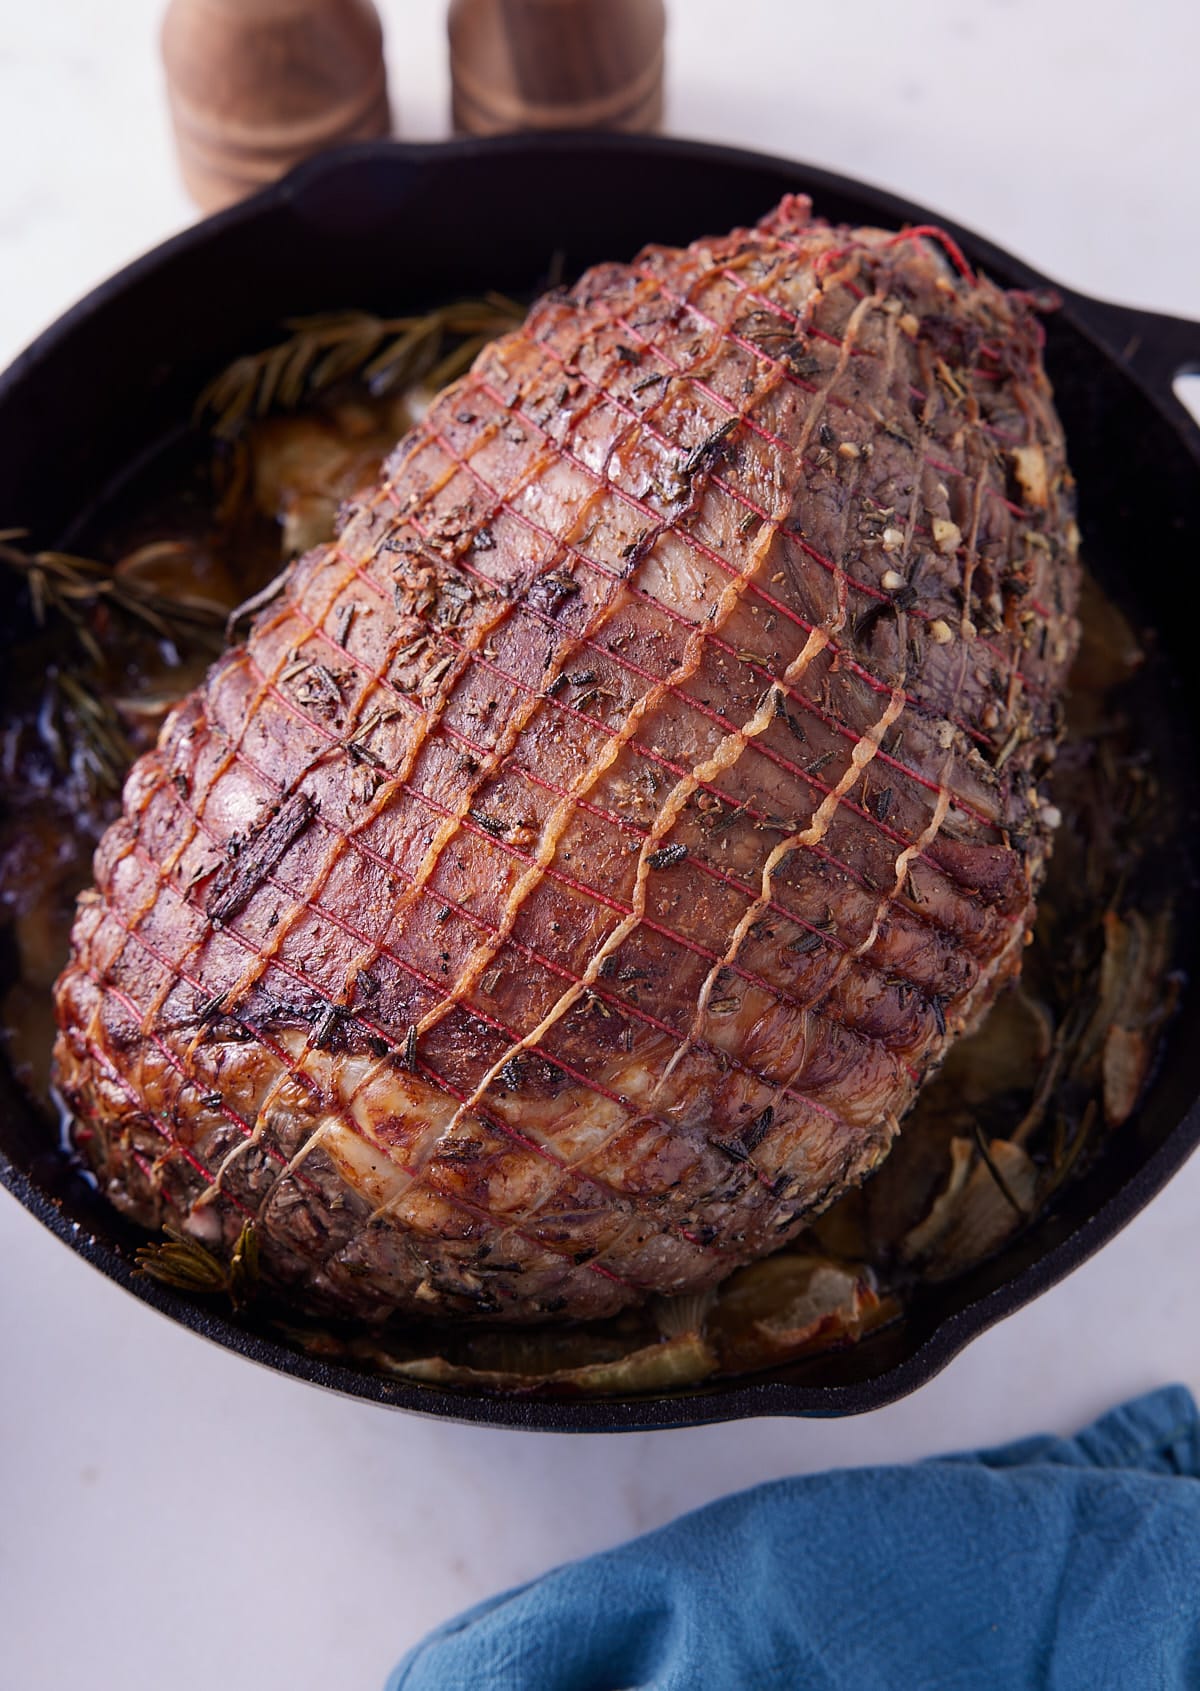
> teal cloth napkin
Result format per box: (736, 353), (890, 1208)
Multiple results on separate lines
(388, 1385), (1200, 1690)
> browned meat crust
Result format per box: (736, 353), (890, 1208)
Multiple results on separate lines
(53, 197), (1080, 1321)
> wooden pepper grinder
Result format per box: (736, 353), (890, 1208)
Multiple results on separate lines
(448, 0), (666, 136)
(162, 0), (392, 213)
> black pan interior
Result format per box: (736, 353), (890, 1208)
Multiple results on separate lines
(1, 133), (1198, 1430)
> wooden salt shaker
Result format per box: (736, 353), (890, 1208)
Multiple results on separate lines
(162, 0), (392, 213)
(448, 0), (666, 136)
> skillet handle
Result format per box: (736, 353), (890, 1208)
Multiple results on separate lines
(279, 140), (432, 238)
(1062, 290), (1200, 457)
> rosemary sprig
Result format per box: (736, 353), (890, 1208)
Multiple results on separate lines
(228, 1219), (262, 1312)
(971, 1123), (1030, 1220)
(135, 1219), (260, 1311)
(134, 1227), (231, 1295)
(196, 296), (524, 438)
(0, 534), (228, 659)
(51, 669), (135, 794)
(1, 534), (232, 795)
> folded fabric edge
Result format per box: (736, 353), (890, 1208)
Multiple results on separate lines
(940, 1383), (1200, 1476)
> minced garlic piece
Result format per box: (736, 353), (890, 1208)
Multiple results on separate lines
(932, 518), (961, 555)
(1011, 444), (1049, 509)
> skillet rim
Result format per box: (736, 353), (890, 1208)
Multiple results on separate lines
(1, 129), (1197, 1432)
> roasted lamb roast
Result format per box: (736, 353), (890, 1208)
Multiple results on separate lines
(53, 195), (1080, 1322)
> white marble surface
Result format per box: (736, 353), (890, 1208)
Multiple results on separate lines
(1, 3), (1198, 1687)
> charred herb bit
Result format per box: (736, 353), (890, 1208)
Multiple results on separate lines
(619, 531), (659, 576)
(469, 809), (506, 839)
(784, 347), (822, 379)
(334, 601), (359, 648)
(298, 662), (344, 711)
(311, 1001), (346, 1050)
(680, 418), (738, 483)
(420, 652), (455, 695)
(206, 792), (316, 924)
(345, 708), (388, 770)
(197, 989), (229, 1023)
(647, 841), (688, 870)
(433, 587), (472, 636)
(743, 1105), (775, 1153)
(346, 735), (386, 771)
(712, 1105), (778, 1162)
(530, 569), (581, 616)
(196, 297), (524, 438)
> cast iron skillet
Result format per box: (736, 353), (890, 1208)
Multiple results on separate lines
(2, 133), (1198, 1432)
